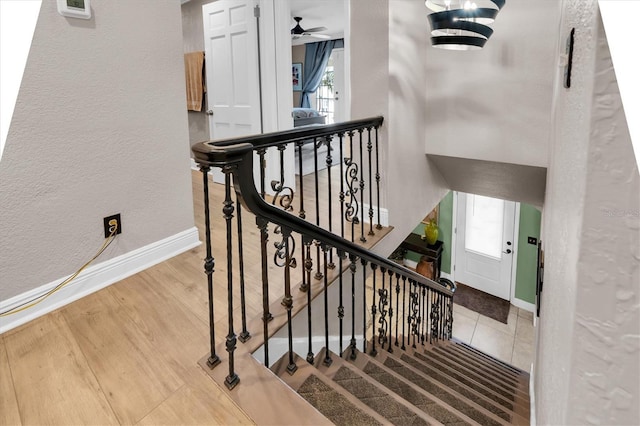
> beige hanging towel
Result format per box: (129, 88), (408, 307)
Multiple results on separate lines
(184, 51), (205, 111)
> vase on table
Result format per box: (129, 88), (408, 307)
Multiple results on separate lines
(424, 219), (439, 245)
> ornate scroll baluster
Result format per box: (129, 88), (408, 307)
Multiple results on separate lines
(378, 267), (389, 350)
(370, 264), (378, 357)
(200, 166), (220, 369)
(447, 296), (454, 339)
(256, 217), (272, 366)
(344, 131), (359, 243)
(304, 238), (314, 364)
(270, 144), (294, 211)
(222, 167), (239, 390)
(358, 129), (366, 242)
(375, 125), (382, 230)
(411, 281), (419, 349)
(367, 127), (374, 236)
(430, 291), (441, 344)
(421, 286), (427, 345)
(349, 254), (358, 360)
(338, 133), (346, 240)
(314, 138), (323, 280)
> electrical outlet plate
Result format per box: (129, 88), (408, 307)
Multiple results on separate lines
(103, 214), (122, 238)
(528, 236), (538, 245)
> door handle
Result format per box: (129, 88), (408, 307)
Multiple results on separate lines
(206, 110), (214, 116)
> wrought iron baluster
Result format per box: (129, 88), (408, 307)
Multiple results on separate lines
(402, 278), (407, 351)
(370, 264), (378, 357)
(338, 133), (345, 240)
(222, 167), (239, 389)
(322, 244), (332, 366)
(200, 166), (220, 369)
(358, 129), (366, 242)
(337, 249), (346, 357)
(395, 273), (400, 347)
(447, 296), (454, 339)
(296, 141), (306, 219)
(281, 226), (297, 375)
(314, 138), (323, 280)
(236, 201), (250, 343)
(430, 291), (440, 344)
(374, 125), (382, 230)
(367, 127), (374, 236)
(361, 258), (368, 354)
(325, 135), (335, 269)
(441, 292), (446, 340)
(420, 287), (427, 346)
(349, 254), (358, 360)
(378, 267), (389, 350)
(256, 217), (272, 366)
(304, 239), (314, 364)
(387, 269), (394, 353)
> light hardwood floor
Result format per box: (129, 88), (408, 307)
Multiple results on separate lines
(1, 168), (387, 425)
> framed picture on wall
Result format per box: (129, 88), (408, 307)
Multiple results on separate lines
(292, 63), (302, 92)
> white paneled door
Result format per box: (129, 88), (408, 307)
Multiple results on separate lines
(454, 192), (516, 300)
(203, 0), (261, 141)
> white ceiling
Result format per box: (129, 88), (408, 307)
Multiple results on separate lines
(290, 0), (346, 45)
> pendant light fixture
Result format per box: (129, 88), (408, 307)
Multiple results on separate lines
(425, 0), (505, 50)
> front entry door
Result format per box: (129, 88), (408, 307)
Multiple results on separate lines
(454, 192), (516, 300)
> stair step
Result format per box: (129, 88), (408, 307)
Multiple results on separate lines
(272, 352), (388, 426)
(314, 349), (440, 426)
(366, 350), (513, 426)
(422, 347), (529, 404)
(452, 340), (527, 376)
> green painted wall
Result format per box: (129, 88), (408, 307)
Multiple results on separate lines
(404, 191), (454, 273)
(515, 204), (541, 304)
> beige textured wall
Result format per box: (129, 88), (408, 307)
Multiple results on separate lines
(354, 0), (449, 257)
(0, 0), (194, 300)
(181, 0), (213, 147)
(537, 1), (640, 424)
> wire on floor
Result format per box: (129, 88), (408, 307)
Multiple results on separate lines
(0, 226), (119, 317)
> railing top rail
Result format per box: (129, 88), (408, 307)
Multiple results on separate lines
(191, 116), (453, 297)
(192, 116), (384, 166)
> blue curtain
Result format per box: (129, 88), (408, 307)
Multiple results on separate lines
(300, 40), (336, 108)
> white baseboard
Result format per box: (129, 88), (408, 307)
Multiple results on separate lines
(529, 362), (536, 425)
(511, 297), (536, 313)
(403, 258), (418, 269)
(440, 271), (454, 281)
(0, 227), (201, 334)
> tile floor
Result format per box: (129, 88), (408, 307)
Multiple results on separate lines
(451, 302), (535, 372)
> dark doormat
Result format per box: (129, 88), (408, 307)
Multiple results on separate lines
(454, 282), (510, 324)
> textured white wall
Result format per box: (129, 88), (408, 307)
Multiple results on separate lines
(536, 1), (640, 424)
(423, 0), (559, 168)
(566, 12), (640, 425)
(0, 1), (195, 300)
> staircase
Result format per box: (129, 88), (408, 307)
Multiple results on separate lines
(272, 338), (530, 425)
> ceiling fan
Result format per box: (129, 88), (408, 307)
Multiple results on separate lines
(291, 17), (330, 40)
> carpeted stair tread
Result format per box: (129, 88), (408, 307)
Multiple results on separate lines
(418, 349), (520, 402)
(297, 374), (383, 426)
(430, 346), (519, 389)
(399, 353), (513, 420)
(362, 361), (472, 425)
(452, 341), (525, 376)
(380, 357), (503, 426)
(332, 366), (431, 426)
(433, 345), (520, 386)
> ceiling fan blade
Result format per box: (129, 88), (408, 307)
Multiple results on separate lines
(303, 26), (328, 33)
(306, 33), (331, 39)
